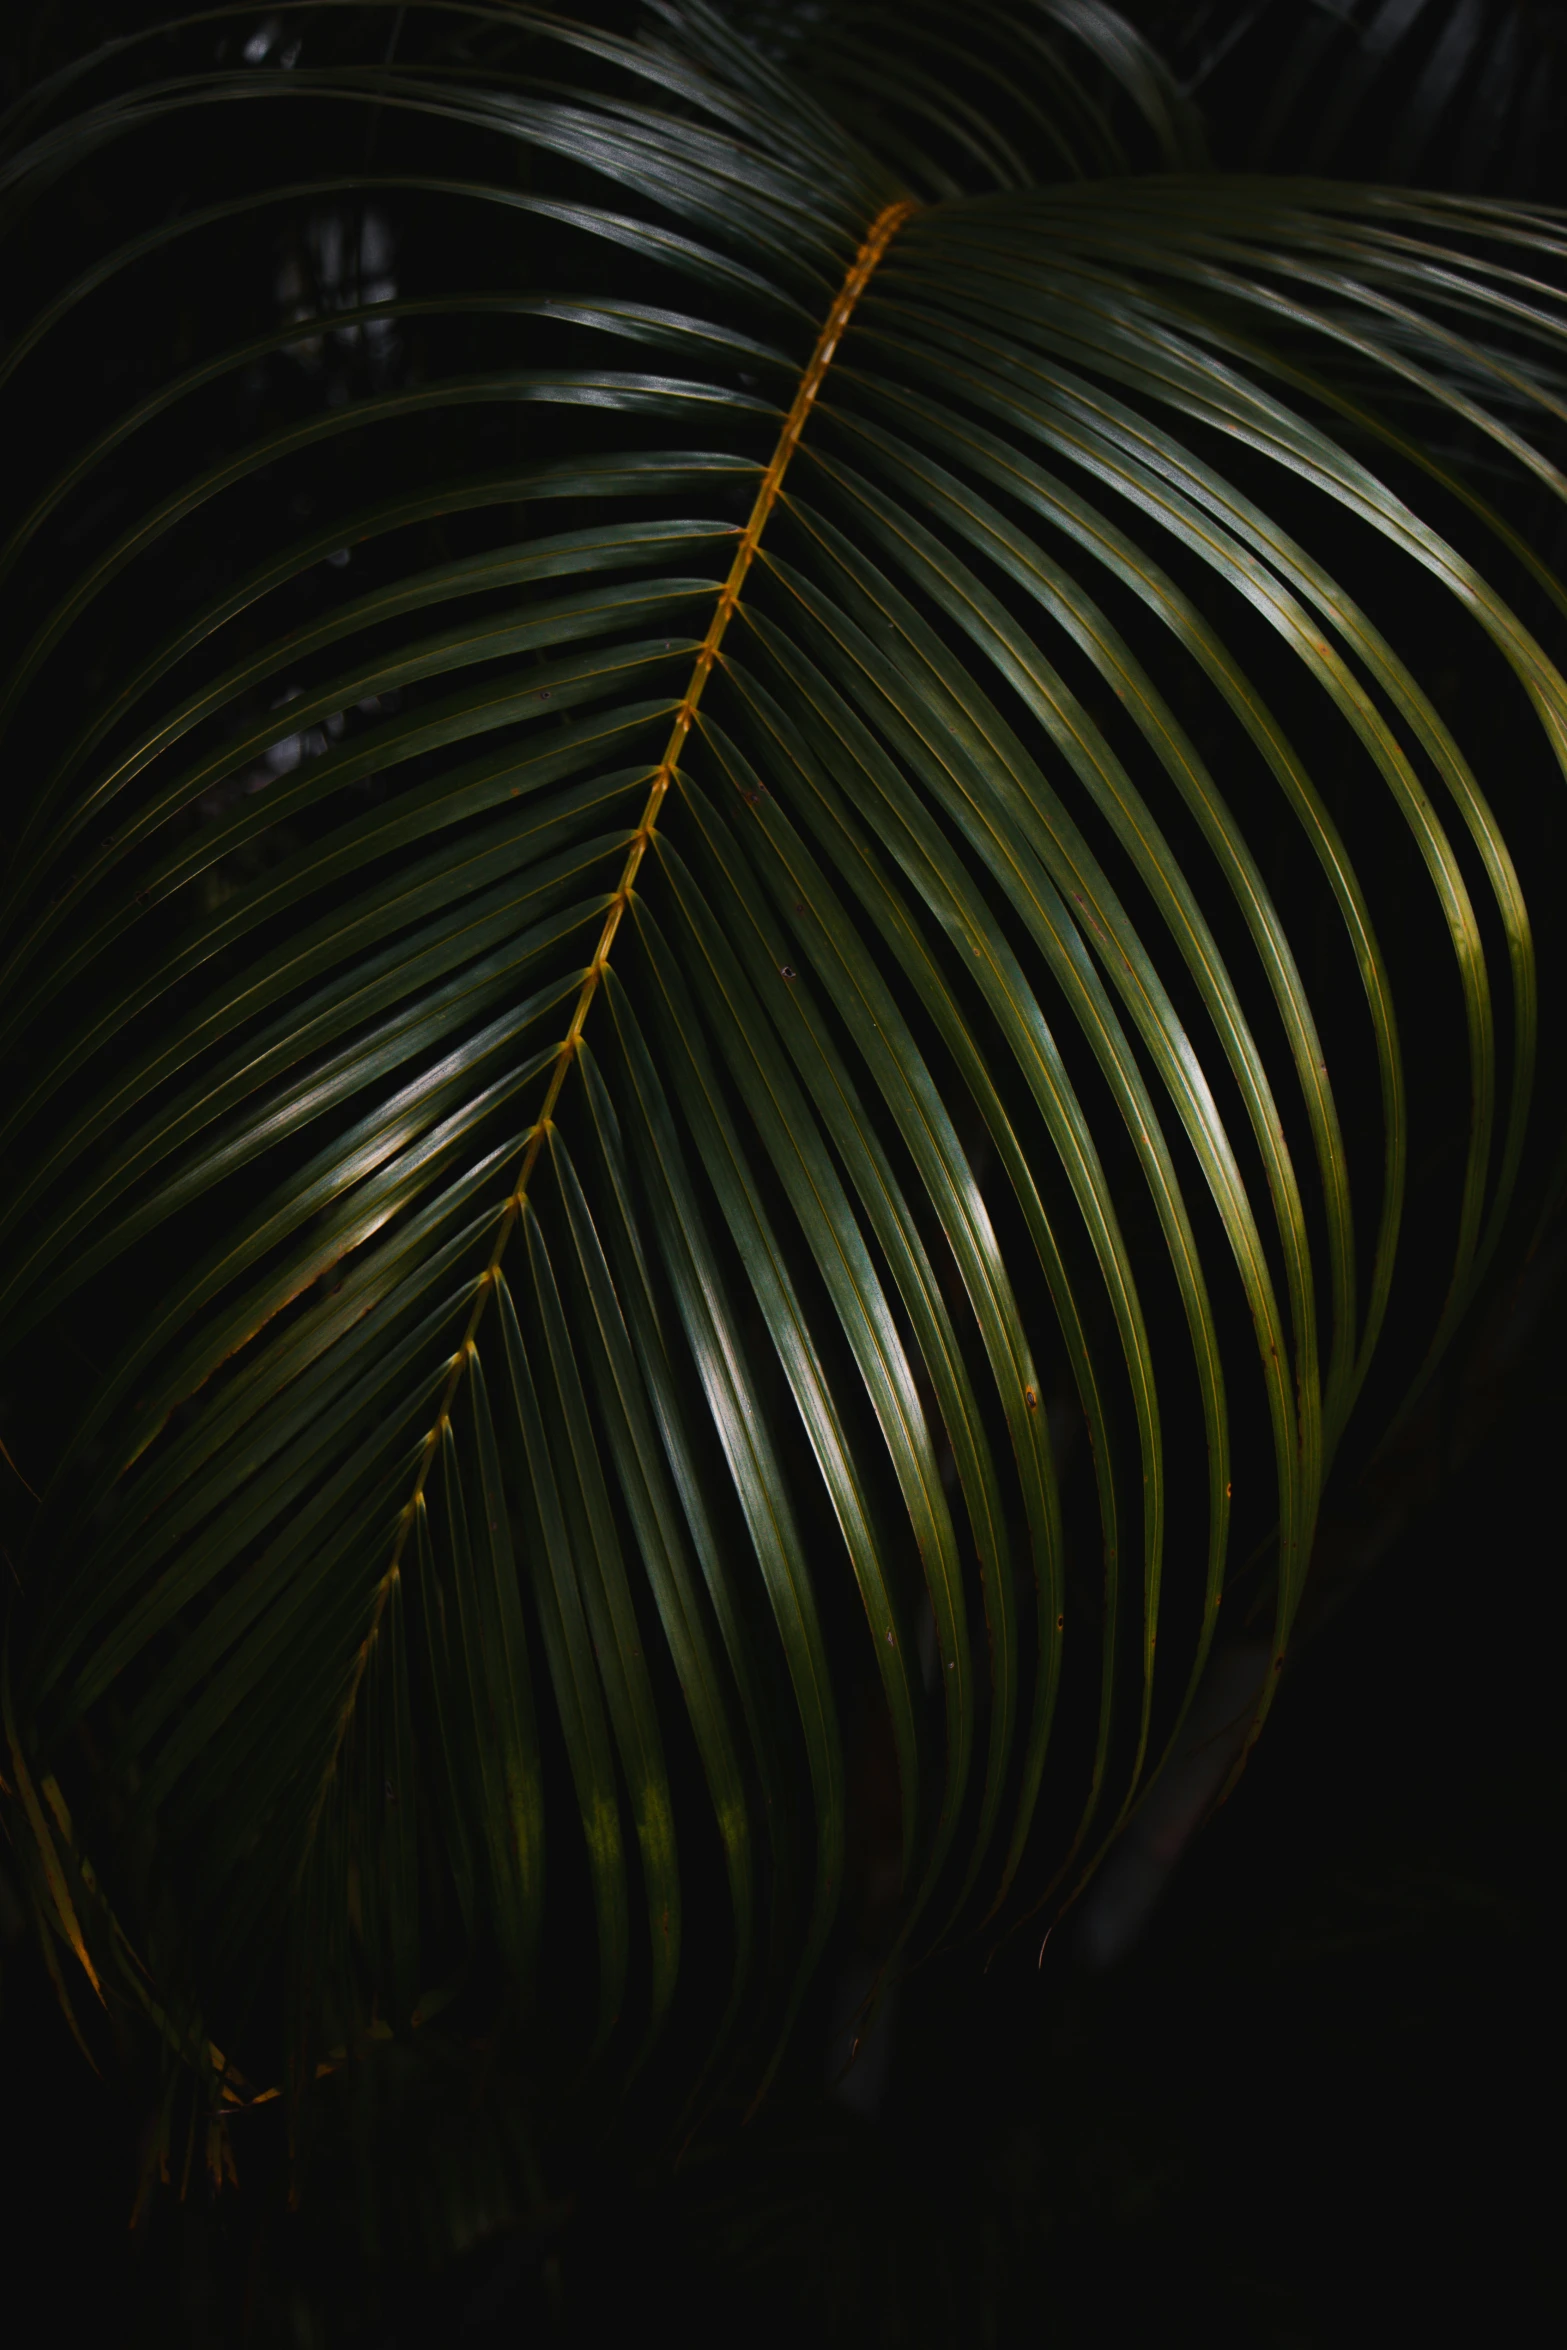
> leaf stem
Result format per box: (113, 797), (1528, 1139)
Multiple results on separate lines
(318, 195), (917, 1801)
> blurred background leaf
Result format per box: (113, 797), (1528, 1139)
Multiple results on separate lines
(1, 1), (1565, 2337)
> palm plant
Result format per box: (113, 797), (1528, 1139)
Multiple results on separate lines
(2, 0), (1564, 2258)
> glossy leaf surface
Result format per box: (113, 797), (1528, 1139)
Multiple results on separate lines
(1, 2), (1563, 2117)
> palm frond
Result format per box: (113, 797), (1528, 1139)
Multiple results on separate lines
(1, 1), (1563, 2156)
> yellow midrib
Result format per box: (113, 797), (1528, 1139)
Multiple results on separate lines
(326, 194), (915, 1777)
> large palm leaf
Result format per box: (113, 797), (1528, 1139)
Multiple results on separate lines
(2, 0), (1563, 2167)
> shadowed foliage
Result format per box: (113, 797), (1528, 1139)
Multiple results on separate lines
(1, 0), (1564, 2266)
